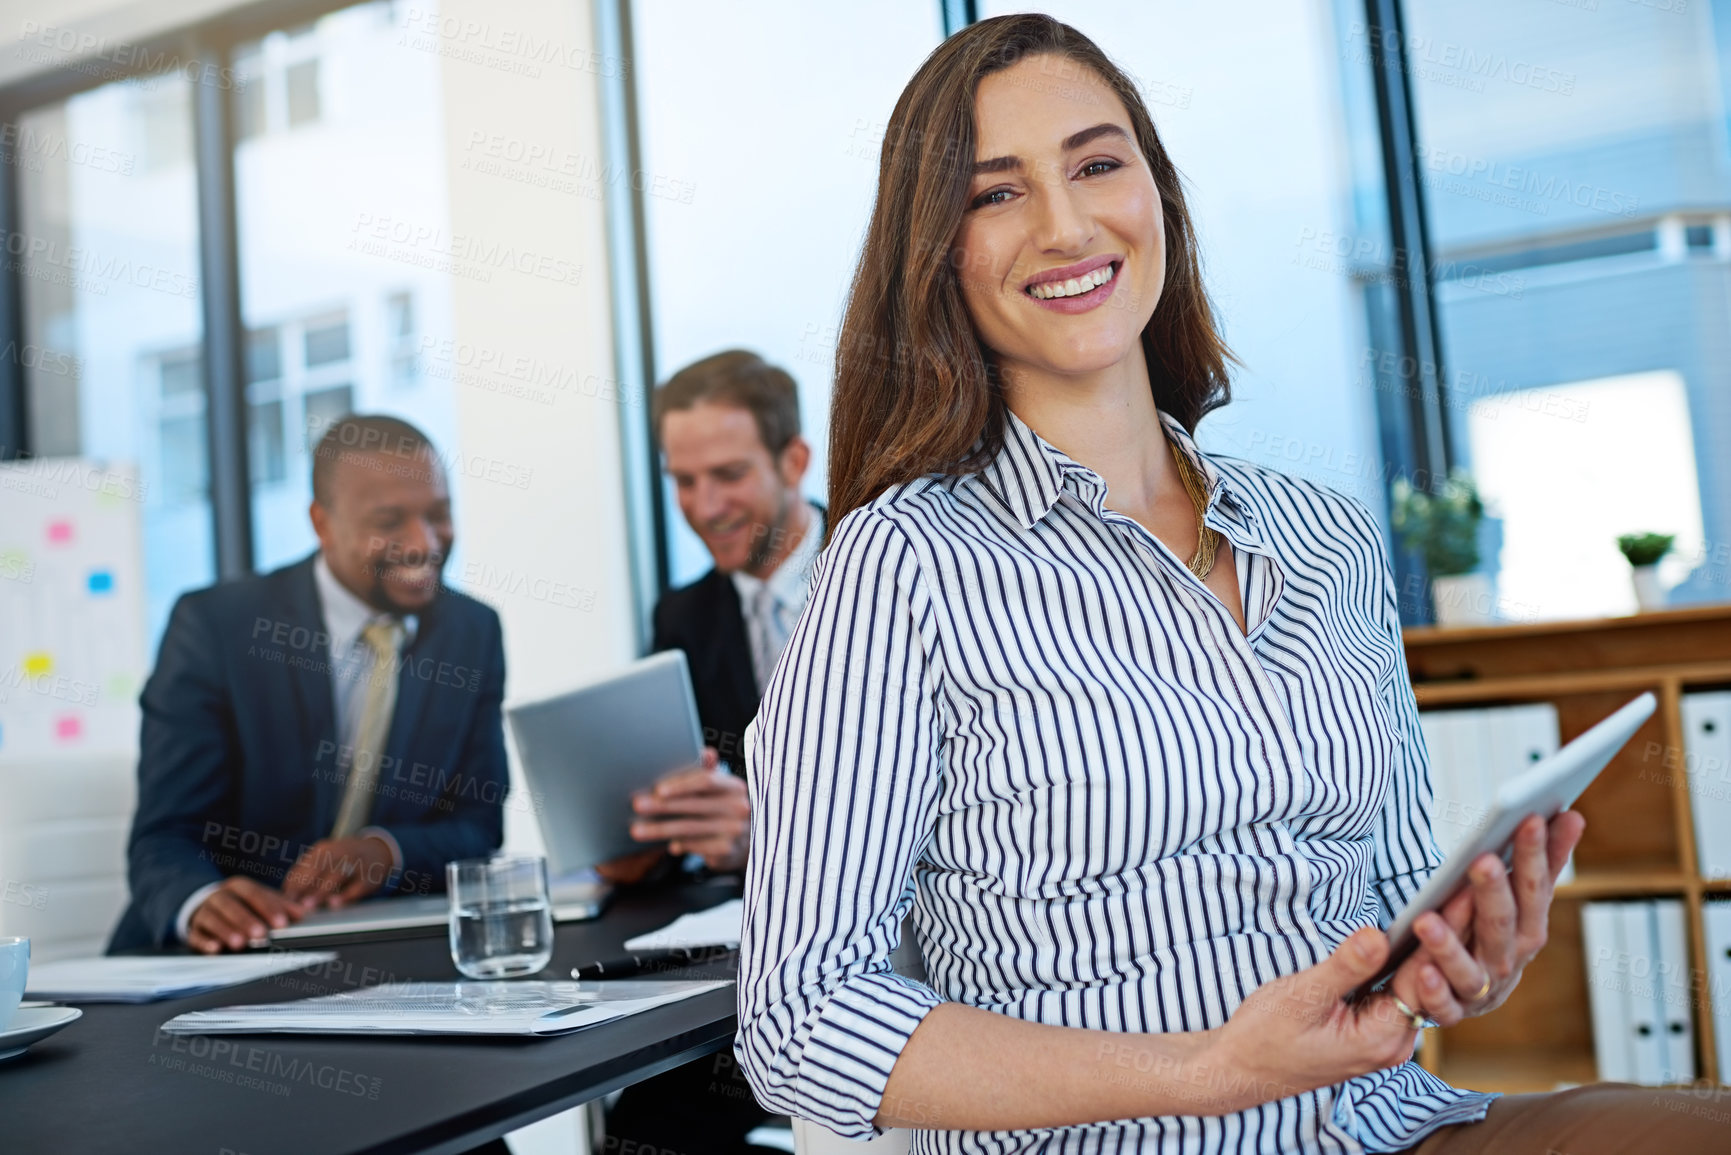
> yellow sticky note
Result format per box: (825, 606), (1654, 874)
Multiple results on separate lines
(23, 652), (52, 677)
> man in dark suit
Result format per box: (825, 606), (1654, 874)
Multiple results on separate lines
(110, 414), (508, 954)
(609, 350), (825, 1155)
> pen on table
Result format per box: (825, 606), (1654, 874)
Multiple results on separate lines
(569, 946), (730, 980)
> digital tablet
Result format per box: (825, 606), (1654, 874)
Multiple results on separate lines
(1347, 691), (1657, 1004)
(505, 650), (706, 873)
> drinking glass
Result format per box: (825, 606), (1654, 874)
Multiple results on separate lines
(0, 937), (27, 1030)
(446, 856), (554, 979)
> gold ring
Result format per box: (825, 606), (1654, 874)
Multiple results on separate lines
(1390, 994), (1427, 1032)
(1473, 976), (1491, 1003)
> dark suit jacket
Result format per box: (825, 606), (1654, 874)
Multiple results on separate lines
(651, 505), (827, 771)
(109, 554), (508, 951)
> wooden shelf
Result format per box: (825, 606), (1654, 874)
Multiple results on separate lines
(1403, 611), (1731, 1086)
(1403, 603), (1731, 647)
(1431, 1044), (1599, 1094)
(1411, 660), (1731, 707)
(1556, 870), (1693, 899)
(1403, 604), (1731, 685)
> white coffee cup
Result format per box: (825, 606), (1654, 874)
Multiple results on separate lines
(0, 937), (27, 1031)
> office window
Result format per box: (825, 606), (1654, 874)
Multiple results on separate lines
(1467, 371), (1705, 620)
(303, 384), (354, 450)
(135, 80), (192, 174)
(233, 45), (267, 142)
(235, 1), (460, 574)
(285, 60), (322, 128)
(157, 350), (209, 502)
(303, 313), (351, 368)
(385, 291), (418, 389)
(232, 24), (326, 141)
(1400, 0), (1731, 617)
(632, 0), (946, 585)
(246, 327), (282, 384)
(245, 328), (287, 486)
(15, 79), (210, 647)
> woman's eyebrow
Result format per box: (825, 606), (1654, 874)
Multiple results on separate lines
(971, 123), (1133, 175)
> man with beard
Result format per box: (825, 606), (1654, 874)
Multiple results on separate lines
(109, 414), (508, 954)
(605, 350), (824, 1155)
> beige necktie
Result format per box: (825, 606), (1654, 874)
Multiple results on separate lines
(330, 619), (405, 839)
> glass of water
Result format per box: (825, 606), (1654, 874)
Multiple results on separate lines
(447, 856), (555, 979)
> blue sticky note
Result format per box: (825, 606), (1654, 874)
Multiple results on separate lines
(88, 570), (114, 594)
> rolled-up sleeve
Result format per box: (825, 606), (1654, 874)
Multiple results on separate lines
(734, 506), (947, 1137)
(1355, 500), (1444, 925)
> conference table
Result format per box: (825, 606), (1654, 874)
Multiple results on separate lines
(0, 878), (746, 1155)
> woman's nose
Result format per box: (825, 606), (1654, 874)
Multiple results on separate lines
(1033, 182), (1091, 253)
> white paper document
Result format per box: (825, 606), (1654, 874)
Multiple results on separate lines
(26, 952), (340, 1004)
(157, 979), (732, 1036)
(623, 899), (743, 951)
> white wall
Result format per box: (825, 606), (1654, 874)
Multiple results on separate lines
(434, 0), (637, 856)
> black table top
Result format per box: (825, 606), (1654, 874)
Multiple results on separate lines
(0, 879), (744, 1155)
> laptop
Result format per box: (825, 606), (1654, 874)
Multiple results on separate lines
(269, 650), (704, 945)
(267, 878), (612, 944)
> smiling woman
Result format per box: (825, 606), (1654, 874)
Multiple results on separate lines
(826, 13), (1231, 529)
(732, 13), (1725, 1155)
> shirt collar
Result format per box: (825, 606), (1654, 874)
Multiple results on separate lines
(313, 554), (419, 655)
(971, 406), (1262, 545)
(731, 501), (823, 611)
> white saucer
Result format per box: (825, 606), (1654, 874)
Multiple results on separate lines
(0, 1006), (82, 1061)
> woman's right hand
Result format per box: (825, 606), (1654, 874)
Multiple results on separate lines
(1205, 927), (1421, 1108)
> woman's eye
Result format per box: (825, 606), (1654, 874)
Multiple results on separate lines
(971, 187), (1014, 209)
(1080, 159), (1120, 178)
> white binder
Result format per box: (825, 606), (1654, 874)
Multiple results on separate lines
(1621, 902), (1667, 1085)
(1500, 704), (1565, 881)
(1705, 901), (1731, 1084)
(1683, 692), (1731, 879)
(1418, 705), (1563, 874)
(1419, 710), (1469, 858)
(1652, 899), (1695, 1084)
(1583, 901), (1634, 1082)
(1582, 900), (1690, 1085)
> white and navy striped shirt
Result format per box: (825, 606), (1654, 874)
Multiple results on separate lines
(736, 407), (1496, 1154)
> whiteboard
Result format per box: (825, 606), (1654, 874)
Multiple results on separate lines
(0, 457), (147, 761)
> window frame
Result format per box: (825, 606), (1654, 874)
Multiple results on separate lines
(0, 0), (1456, 629)
(0, 0), (377, 583)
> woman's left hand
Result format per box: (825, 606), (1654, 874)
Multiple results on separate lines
(1389, 810), (1586, 1027)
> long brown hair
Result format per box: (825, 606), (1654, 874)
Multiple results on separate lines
(828, 13), (1234, 525)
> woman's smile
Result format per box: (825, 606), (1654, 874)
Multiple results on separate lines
(1024, 256), (1121, 311)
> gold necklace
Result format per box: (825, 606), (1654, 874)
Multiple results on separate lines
(1167, 435), (1220, 580)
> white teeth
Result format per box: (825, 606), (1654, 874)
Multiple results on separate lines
(1029, 263), (1116, 299)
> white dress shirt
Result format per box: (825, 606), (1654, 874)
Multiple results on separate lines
(173, 556), (416, 941)
(736, 409), (1493, 1153)
(731, 501), (824, 695)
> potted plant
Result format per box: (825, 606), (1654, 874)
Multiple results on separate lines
(1617, 532), (1674, 612)
(1392, 471), (1490, 626)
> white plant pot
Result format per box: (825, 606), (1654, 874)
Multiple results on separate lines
(1631, 565), (1666, 612)
(1431, 573), (1496, 626)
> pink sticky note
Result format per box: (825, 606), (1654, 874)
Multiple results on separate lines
(47, 519), (74, 545)
(54, 715), (83, 741)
